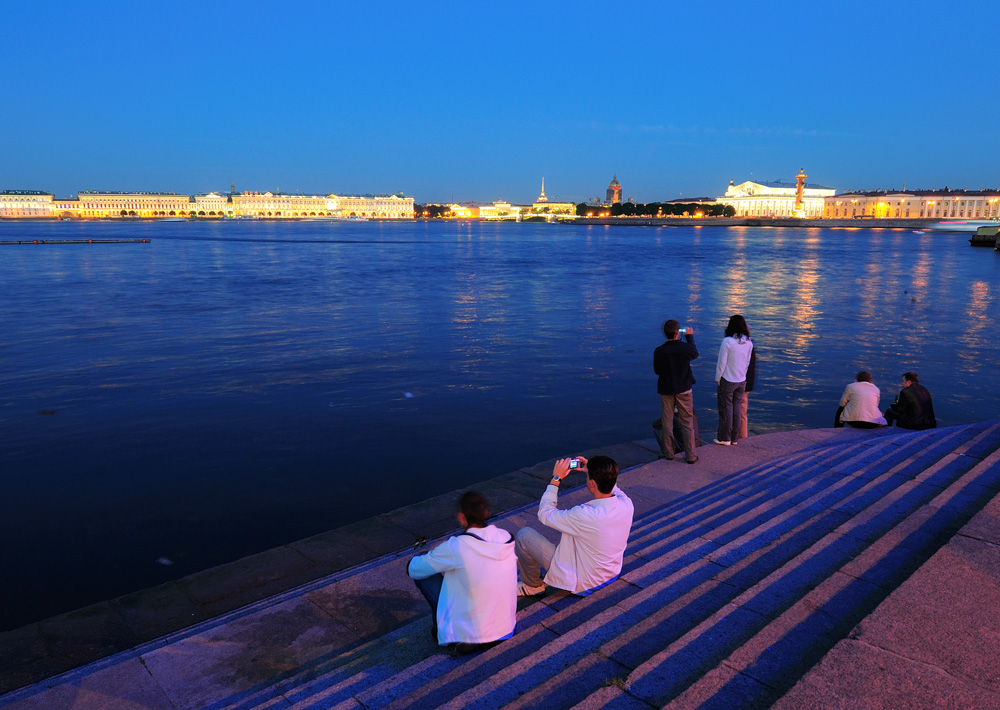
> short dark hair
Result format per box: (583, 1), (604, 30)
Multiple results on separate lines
(856, 371), (872, 383)
(725, 314), (750, 339)
(902, 371), (919, 384)
(586, 455), (619, 494)
(663, 319), (680, 339)
(459, 491), (491, 527)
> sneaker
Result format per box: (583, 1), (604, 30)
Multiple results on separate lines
(713, 438), (731, 446)
(517, 582), (546, 597)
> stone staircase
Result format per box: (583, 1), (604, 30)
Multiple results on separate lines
(251, 420), (1000, 709)
(4, 421), (999, 709)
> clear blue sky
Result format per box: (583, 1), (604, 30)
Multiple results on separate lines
(3, 0), (998, 204)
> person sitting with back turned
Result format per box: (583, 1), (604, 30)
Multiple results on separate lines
(514, 455), (634, 597)
(835, 371), (888, 428)
(884, 371), (937, 430)
(407, 491), (517, 654)
(653, 319), (699, 464)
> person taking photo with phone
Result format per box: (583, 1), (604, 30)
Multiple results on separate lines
(514, 455), (634, 597)
(653, 319), (699, 464)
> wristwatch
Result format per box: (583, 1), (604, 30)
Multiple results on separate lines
(550, 476), (561, 486)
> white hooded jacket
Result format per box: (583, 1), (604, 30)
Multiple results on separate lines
(407, 524), (517, 645)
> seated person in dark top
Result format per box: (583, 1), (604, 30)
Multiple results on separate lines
(884, 371), (937, 430)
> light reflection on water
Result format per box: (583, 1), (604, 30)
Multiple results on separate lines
(0, 219), (998, 629)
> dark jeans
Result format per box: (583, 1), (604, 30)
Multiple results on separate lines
(717, 378), (745, 442)
(413, 572), (443, 625)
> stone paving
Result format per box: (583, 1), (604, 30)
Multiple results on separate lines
(1, 423), (997, 709)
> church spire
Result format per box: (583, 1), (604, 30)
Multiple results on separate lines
(537, 177), (548, 202)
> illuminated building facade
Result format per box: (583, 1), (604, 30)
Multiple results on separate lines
(78, 191), (191, 218)
(530, 199), (575, 215)
(606, 175), (622, 204)
(531, 179), (574, 215)
(192, 193), (229, 215)
(0, 189), (414, 219)
(335, 193), (413, 219)
(0, 190), (53, 217)
(52, 197), (82, 218)
(479, 201), (523, 219)
(823, 190), (1000, 219)
(448, 204), (479, 218)
(718, 177), (834, 217)
(230, 192), (336, 217)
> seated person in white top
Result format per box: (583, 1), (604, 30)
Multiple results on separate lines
(515, 455), (635, 597)
(835, 371), (888, 429)
(407, 491), (517, 654)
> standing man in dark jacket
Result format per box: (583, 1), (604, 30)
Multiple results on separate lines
(653, 320), (699, 464)
(884, 371), (937, 430)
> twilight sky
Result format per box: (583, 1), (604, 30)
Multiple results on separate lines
(3, 0), (998, 204)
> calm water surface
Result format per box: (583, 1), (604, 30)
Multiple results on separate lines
(1, 219), (998, 629)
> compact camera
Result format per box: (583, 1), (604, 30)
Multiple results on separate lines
(569, 457), (582, 469)
(678, 328), (687, 334)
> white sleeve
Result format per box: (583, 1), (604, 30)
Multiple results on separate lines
(407, 537), (462, 579)
(715, 339), (728, 381)
(538, 487), (594, 537)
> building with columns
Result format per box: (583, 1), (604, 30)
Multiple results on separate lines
(0, 189), (414, 219)
(0, 190), (53, 217)
(718, 177), (835, 218)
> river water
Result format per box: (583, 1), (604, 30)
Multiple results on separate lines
(1, 219), (998, 629)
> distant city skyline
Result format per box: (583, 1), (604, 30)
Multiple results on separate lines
(3, 1), (998, 204)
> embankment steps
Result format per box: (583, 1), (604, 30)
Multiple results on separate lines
(5, 421), (999, 709)
(257, 420), (1000, 709)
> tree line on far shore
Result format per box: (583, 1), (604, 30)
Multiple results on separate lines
(412, 202), (737, 219)
(576, 202), (736, 217)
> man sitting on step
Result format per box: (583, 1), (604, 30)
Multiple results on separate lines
(514, 455), (634, 597)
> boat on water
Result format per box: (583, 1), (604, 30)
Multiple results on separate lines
(969, 225), (1000, 248)
(223, 215), (261, 221)
(928, 219), (999, 232)
(158, 217), (187, 222)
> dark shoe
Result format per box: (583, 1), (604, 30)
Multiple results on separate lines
(450, 640), (503, 655)
(686, 456), (698, 464)
(451, 642), (480, 655)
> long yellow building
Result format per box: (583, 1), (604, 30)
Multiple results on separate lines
(1, 189), (414, 219)
(823, 191), (1000, 219)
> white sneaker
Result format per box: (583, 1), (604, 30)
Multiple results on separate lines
(713, 438), (731, 446)
(517, 582), (546, 597)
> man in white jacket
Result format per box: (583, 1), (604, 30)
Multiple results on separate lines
(514, 455), (634, 597)
(407, 491), (517, 653)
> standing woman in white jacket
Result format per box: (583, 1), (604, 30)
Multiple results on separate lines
(714, 314), (754, 446)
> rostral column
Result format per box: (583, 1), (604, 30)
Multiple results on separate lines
(794, 168), (807, 217)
